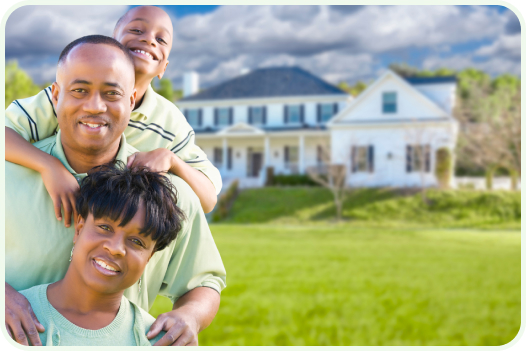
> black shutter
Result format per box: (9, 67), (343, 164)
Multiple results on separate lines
(333, 103), (339, 115)
(317, 104), (321, 123)
(300, 105), (304, 124)
(284, 146), (289, 163)
(262, 106), (267, 125)
(227, 147), (232, 170)
(198, 109), (202, 126)
(248, 107), (253, 124)
(214, 108), (218, 126)
(406, 145), (412, 173)
(284, 105), (289, 123)
(351, 146), (357, 173)
(229, 107), (233, 125)
(425, 144), (431, 172)
(368, 145), (374, 173)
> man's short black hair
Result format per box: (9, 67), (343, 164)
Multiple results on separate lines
(58, 35), (134, 70)
(76, 162), (185, 252)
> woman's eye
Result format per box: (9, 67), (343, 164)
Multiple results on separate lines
(99, 225), (111, 231)
(131, 238), (144, 247)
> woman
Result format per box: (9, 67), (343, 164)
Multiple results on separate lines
(18, 163), (185, 346)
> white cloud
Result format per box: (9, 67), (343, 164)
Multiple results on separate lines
(475, 33), (520, 60)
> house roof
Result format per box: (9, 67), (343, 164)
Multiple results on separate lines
(403, 76), (457, 85)
(180, 66), (348, 101)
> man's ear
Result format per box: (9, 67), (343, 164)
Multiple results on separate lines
(130, 88), (137, 110)
(74, 215), (85, 244)
(157, 60), (169, 80)
(51, 82), (60, 107)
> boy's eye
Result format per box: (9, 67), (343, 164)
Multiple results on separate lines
(157, 37), (167, 44)
(130, 29), (142, 33)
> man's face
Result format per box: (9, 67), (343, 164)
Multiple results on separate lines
(113, 6), (173, 80)
(52, 43), (136, 154)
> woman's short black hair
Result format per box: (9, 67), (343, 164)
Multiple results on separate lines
(76, 161), (185, 252)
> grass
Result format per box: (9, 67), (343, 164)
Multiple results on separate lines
(221, 188), (520, 229)
(149, 224), (521, 346)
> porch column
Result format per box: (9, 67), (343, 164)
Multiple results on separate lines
(299, 134), (305, 174)
(264, 136), (270, 168)
(222, 138), (228, 174)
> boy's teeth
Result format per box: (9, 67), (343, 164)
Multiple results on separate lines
(134, 49), (153, 59)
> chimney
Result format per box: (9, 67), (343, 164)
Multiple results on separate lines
(183, 71), (199, 97)
(240, 68), (250, 75)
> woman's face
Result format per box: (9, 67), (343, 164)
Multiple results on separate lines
(72, 203), (156, 294)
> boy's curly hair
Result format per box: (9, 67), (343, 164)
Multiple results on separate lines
(76, 161), (185, 252)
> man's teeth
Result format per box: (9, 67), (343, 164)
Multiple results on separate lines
(81, 122), (105, 128)
(133, 49), (153, 59)
(95, 259), (118, 272)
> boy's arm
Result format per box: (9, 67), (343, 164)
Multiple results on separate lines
(5, 128), (79, 226)
(127, 149), (217, 213)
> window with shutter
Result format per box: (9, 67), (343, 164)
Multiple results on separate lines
(216, 108), (230, 126)
(383, 92), (397, 113)
(286, 105), (301, 123)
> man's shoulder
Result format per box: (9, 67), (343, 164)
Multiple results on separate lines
(32, 135), (59, 153)
(7, 87), (53, 113)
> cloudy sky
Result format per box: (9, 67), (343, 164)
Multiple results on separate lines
(5, 5), (521, 89)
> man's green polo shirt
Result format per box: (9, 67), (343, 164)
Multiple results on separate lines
(5, 84), (222, 194)
(5, 131), (226, 311)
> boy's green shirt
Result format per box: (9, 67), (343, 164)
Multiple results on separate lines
(5, 84), (222, 194)
(20, 284), (165, 346)
(5, 131), (227, 312)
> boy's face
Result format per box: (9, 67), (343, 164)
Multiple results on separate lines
(72, 203), (156, 295)
(113, 6), (173, 80)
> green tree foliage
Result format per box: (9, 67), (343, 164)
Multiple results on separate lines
(153, 77), (174, 101)
(337, 80), (368, 97)
(5, 60), (41, 107)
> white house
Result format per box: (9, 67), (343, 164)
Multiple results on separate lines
(176, 67), (458, 189)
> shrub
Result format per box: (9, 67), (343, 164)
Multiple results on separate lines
(268, 174), (320, 187)
(435, 147), (452, 189)
(212, 180), (239, 222)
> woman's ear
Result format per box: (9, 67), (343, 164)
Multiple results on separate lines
(74, 215), (85, 244)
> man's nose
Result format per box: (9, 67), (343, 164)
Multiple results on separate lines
(83, 93), (107, 115)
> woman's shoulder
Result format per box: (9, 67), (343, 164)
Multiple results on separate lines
(127, 299), (166, 345)
(19, 284), (48, 312)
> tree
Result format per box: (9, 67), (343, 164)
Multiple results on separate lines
(153, 77), (174, 101)
(338, 80), (368, 97)
(454, 73), (520, 190)
(5, 61), (41, 107)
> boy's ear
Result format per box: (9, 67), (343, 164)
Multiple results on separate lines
(74, 215), (84, 244)
(51, 82), (60, 107)
(130, 88), (137, 109)
(157, 60), (169, 80)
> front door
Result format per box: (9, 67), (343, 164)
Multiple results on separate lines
(251, 153), (263, 177)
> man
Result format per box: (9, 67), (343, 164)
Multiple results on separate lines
(5, 35), (226, 346)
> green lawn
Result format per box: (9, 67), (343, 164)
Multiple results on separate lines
(150, 224), (521, 346)
(222, 188), (521, 229)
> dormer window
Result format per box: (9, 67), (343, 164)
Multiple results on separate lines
(382, 92), (397, 113)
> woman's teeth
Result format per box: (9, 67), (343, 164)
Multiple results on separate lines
(94, 259), (118, 272)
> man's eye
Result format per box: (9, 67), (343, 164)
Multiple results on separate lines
(72, 88), (86, 93)
(107, 91), (121, 96)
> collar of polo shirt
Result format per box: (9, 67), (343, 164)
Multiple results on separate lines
(131, 84), (157, 121)
(51, 130), (131, 182)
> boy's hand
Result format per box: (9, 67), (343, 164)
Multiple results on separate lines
(127, 148), (176, 174)
(40, 160), (79, 228)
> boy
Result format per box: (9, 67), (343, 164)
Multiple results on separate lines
(5, 5), (220, 228)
